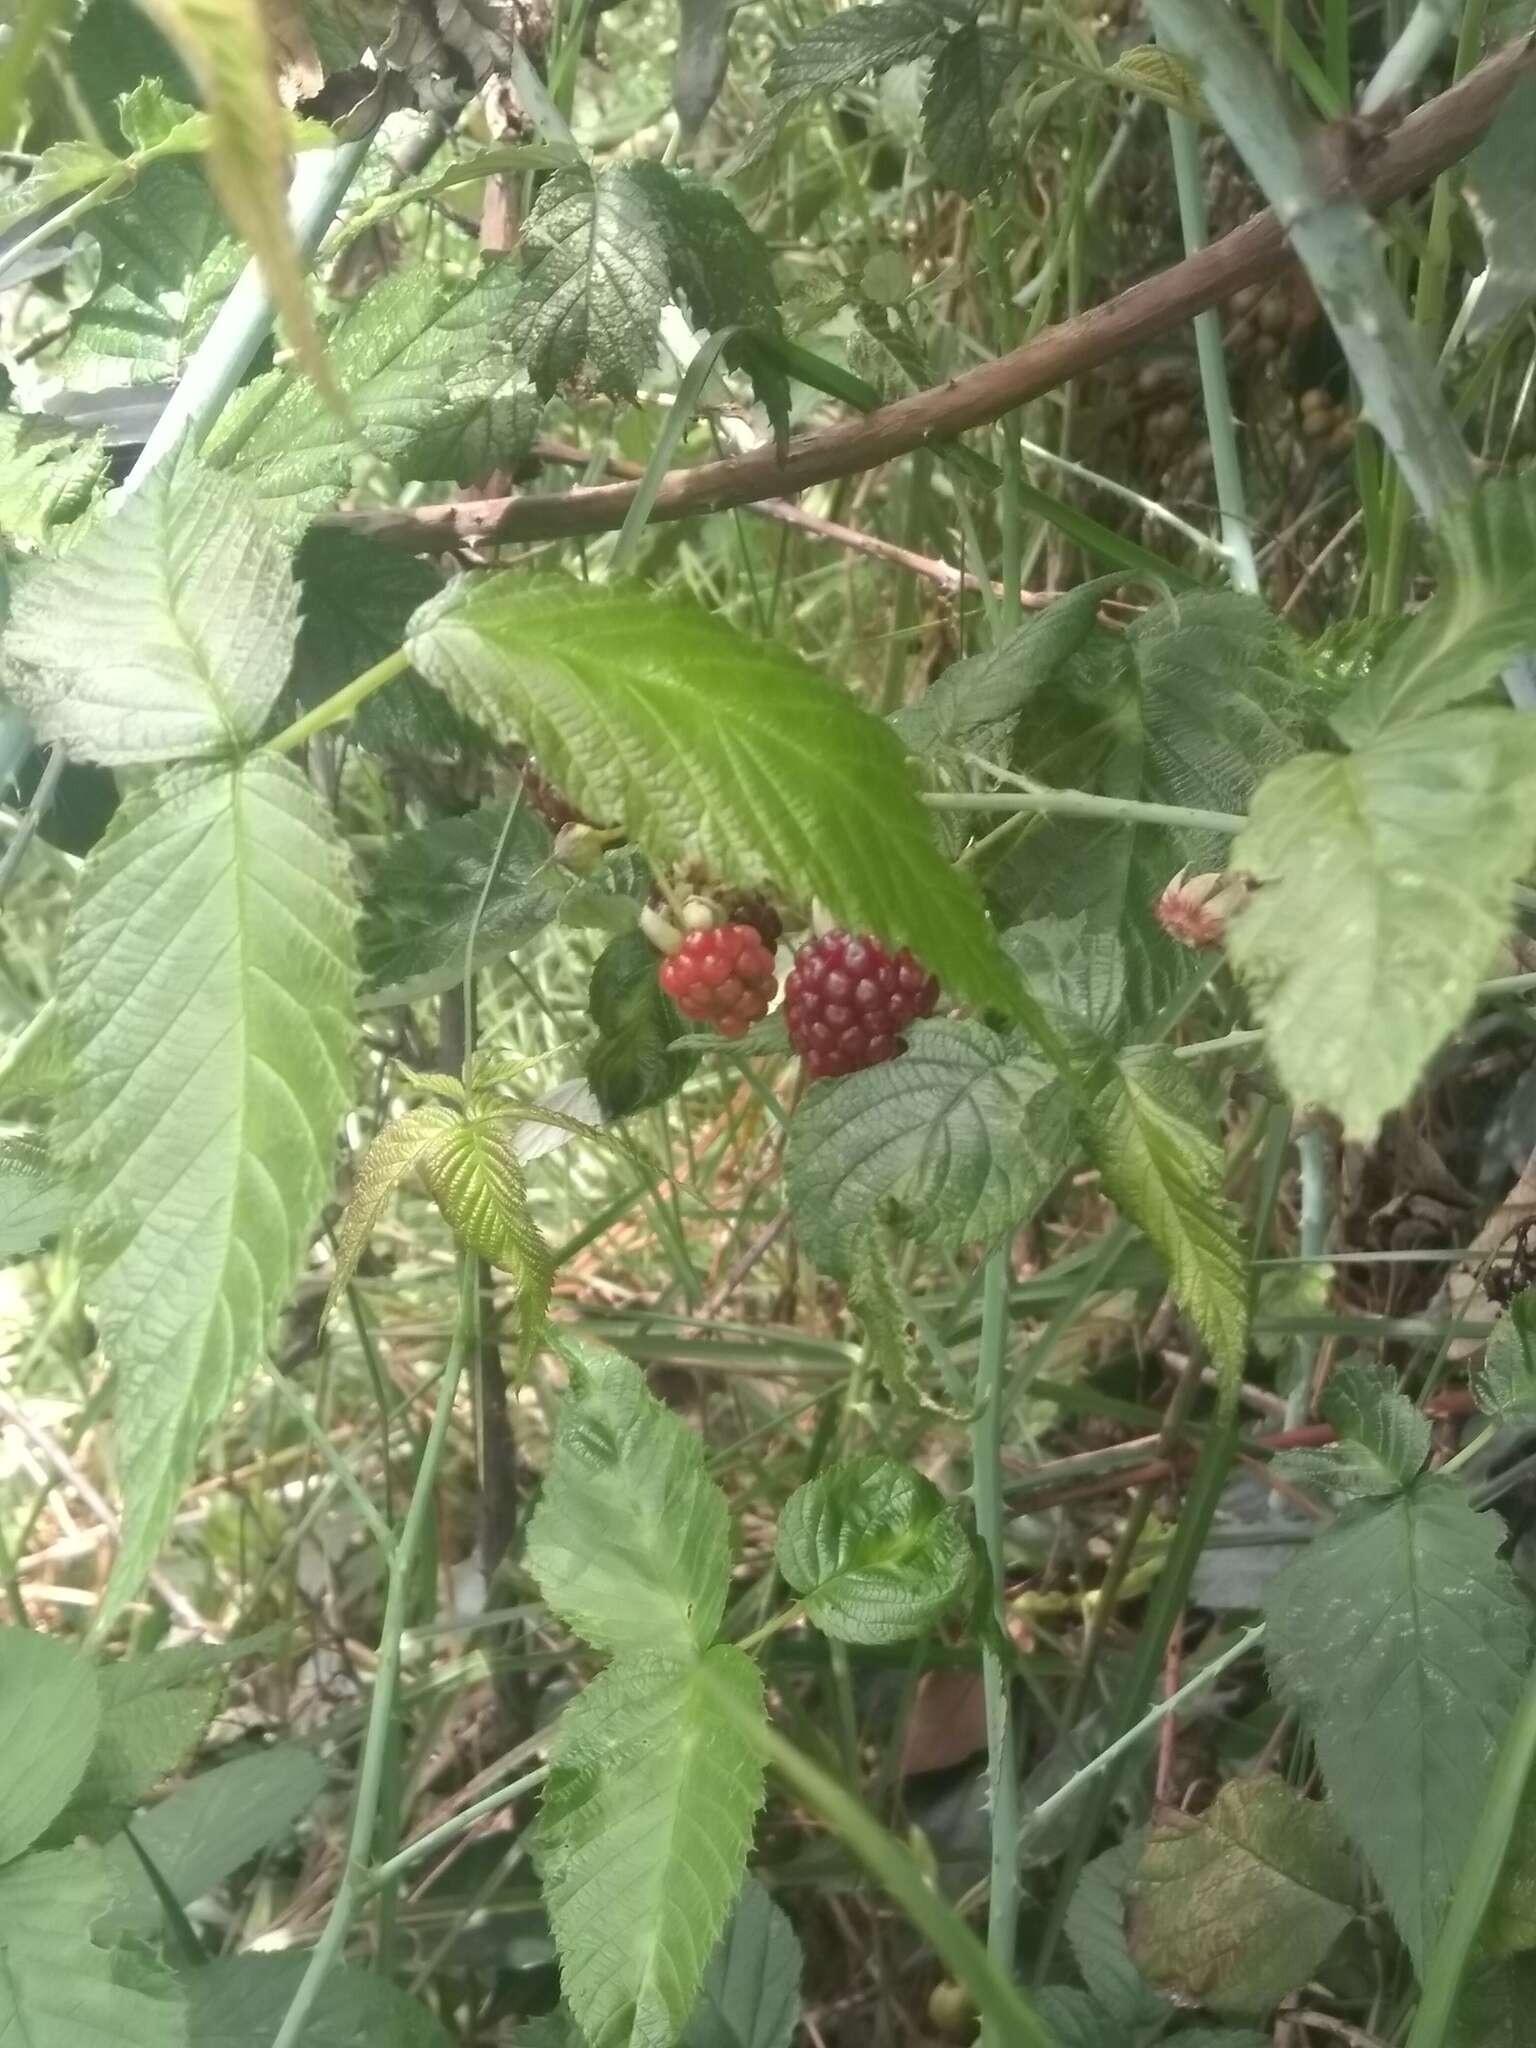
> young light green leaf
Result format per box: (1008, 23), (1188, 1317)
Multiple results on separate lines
(539, 1647), (766, 2048)
(1273, 1360), (1430, 1498)
(1128, 1779), (1354, 2014)
(1333, 474), (1536, 743)
(0, 1131), (68, 1259)
(0, 1844), (188, 2048)
(683, 1875), (802, 2048)
(1081, 1043), (1248, 1384)
(58, 756), (355, 1619)
(785, 1016), (1073, 1276)
(0, 1627), (100, 1859)
(1478, 1290), (1536, 1420)
(421, 1114), (553, 1362)
(4, 461), (298, 767)
(586, 927), (699, 1119)
(405, 575), (1022, 1016)
(1265, 1475), (1532, 1967)
(0, 138), (122, 232)
(510, 164), (671, 401)
(920, 22), (1024, 197)
(526, 1337), (731, 1656)
(776, 1456), (970, 1644)
(186, 1952), (453, 2046)
(895, 579), (1111, 755)
(0, 415), (109, 541)
(99, 1743), (327, 1938)
(326, 1105), (460, 1319)
(1463, 78), (1536, 344)
(1228, 709), (1536, 1139)
(56, 1647), (222, 1839)
(358, 802), (562, 1009)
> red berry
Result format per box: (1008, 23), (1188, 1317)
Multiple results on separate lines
(784, 930), (939, 1079)
(657, 924), (778, 1039)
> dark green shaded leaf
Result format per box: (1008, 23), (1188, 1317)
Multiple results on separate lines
(777, 1455), (970, 1643)
(920, 23), (1024, 196)
(1003, 915), (1126, 1043)
(751, 2), (948, 143)
(1273, 1360), (1429, 1498)
(586, 927), (698, 1119)
(683, 1875), (801, 2048)
(1479, 1290), (1536, 1420)
(1064, 1842), (1168, 2037)
(186, 1952), (452, 2045)
(896, 579), (1110, 755)
(1449, 1958), (1536, 2048)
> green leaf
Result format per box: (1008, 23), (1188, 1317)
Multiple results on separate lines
(1272, 1360), (1430, 1498)
(1333, 474), (1536, 742)
(99, 1743), (327, 1937)
(1228, 708), (1536, 1138)
(847, 1221), (944, 1415)
(1264, 1475), (1532, 1967)
(186, 1953), (453, 2046)
(1002, 915), (1126, 1043)
(357, 801), (562, 1009)
(1064, 1843), (1168, 2037)
(1463, 78), (1536, 344)
(920, 23), (1024, 197)
(1080, 1043), (1248, 1382)
(1478, 1290), (1536, 1420)
(510, 164), (672, 401)
(1449, 1958), (1536, 2048)
(405, 575), (1021, 1016)
(0, 1844), (188, 2047)
(4, 460), (298, 767)
(0, 1132), (68, 1259)
(526, 1336), (732, 1657)
(116, 78), (204, 154)
(0, 138), (122, 232)
(1128, 1778), (1354, 2014)
(683, 1875), (801, 2048)
(56, 1646), (222, 1839)
(776, 1455), (970, 1644)
(325, 1104), (460, 1317)
(0, 415), (108, 541)
(986, 591), (1307, 1021)
(753, 2), (948, 137)
(0, 1627), (101, 1859)
(539, 1647), (766, 2048)
(785, 1016), (1073, 1276)
(421, 1115), (553, 1361)
(58, 756), (355, 1618)
(586, 927), (699, 1119)
(895, 580), (1111, 756)
(290, 529), (468, 758)
(1032, 1988), (1171, 2048)
(325, 140), (577, 257)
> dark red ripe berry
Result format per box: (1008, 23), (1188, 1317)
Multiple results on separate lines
(784, 930), (939, 1079)
(722, 890), (784, 951)
(658, 924), (779, 1039)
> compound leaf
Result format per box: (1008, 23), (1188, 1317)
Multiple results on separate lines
(3, 461), (297, 767)
(1228, 708), (1536, 1138)
(0, 1628), (100, 1859)
(526, 1337), (731, 1656)
(406, 575), (1021, 1016)
(326, 1105), (460, 1318)
(1264, 1474), (1532, 1967)
(683, 1875), (801, 2048)
(776, 1456), (970, 1644)
(0, 1844), (187, 2048)
(539, 1647), (765, 2048)
(58, 756), (355, 1619)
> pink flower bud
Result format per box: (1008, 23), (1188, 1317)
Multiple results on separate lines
(1155, 867), (1253, 950)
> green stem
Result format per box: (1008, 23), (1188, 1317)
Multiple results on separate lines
(925, 788), (1245, 834)
(974, 1250), (1021, 2040)
(363, 1763), (552, 1893)
(266, 648), (411, 756)
(270, 1254), (475, 2048)
(1407, 1647), (1536, 2047)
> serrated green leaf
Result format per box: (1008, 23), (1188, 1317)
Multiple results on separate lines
(0, 415), (109, 540)
(357, 802), (562, 1009)
(1448, 1957), (1536, 2048)
(1463, 77), (1536, 344)
(785, 1016), (1073, 1275)
(0, 139), (122, 233)
(1003, 915), (1126, 1043)
(847, 1221), (949, 1415)
(920, 22), (1024, 197)
(405, 575), (1021, 1016)
(776, 1456), (969, 1644)
(1064, 1843), (1168, 2037)
(1273, 1360), (1430, 1498)
(0, 1843), (188, 2048)
(290, 529), (468, 758)
(58, 756), (355, 1619)
(510, 164), (671, 401)
(526, 1337), (731, 1656)
(1105, 44), (1209, 116)
(1479, 1290), (1536, 1419)
(750, 1), (948, 145)
(1265, 1475), (1532, 1967)
(55, 1649), (221, 1840)
(1033, 1987), (1156, 2048)
(186, 1952), (453, 2046)
(0, 1132), (68, 1259)
(1081, 1042), (1248, 1381)
(1333, 475), (1536, 742)
(116, 78), (203, 154)
(326, 1105), (460, 1318)
(986, 592), (1307, 1022)
(1228, 709), (1536, 1139)
(0, 1627), (100, 1859)
(895, 580), (1111, 755)
(4, 461), (297, 767)
(683, 1875), (801, 2048)
(421, 1115), (553, 1362)
(586, 927), (698, 1119)
(1128, 1778), (1353, 2014)
(539, 1647), (766, 2048)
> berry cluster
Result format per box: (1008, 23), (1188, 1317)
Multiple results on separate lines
(658, 924), (778, 1038)
(784, 931), (939, 1079)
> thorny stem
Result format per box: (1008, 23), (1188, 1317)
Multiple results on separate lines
(266, 648), (411, 756)
(363, 1763), (553, 1892)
